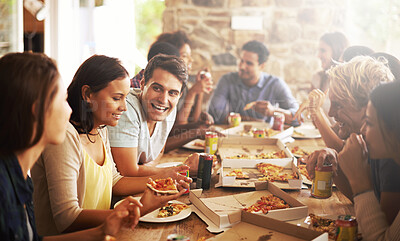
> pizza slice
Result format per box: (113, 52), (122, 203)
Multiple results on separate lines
(309, 213), (336, 239)
(243, 101), (256, 110)
(226, 151), (287, 160)
(298, 164), (311, 181)
(256, 163), (298, 182)
(291, 146), (311, 157)
(226, 169), (249, 179)
(146, 177), (179, 194)
(157, 202), (189, 218)
(193, 141), (205, 147)
(243, 194), (290, 214)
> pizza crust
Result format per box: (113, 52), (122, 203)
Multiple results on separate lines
(243, 101), (256, 110)
(146, 182), (179, 194)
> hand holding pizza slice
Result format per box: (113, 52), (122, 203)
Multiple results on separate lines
(140, 178), (190, 216)
(146, 177), (180, 194)
(244, 101), (257, 111)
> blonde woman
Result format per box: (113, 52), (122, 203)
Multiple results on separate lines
(305, 56), (400, 225)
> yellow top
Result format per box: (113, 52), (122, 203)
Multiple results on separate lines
(81, 142), (113, 210)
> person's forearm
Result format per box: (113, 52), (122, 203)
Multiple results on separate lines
(44, 226), (106, 241)
(165, 130), (199, 152)
(313, 110), (344, 152)
(63, 209), (112, 233)
(190, 93), (203, 123)
(333, 167), (354, 202)
(112, 176), (149, 195)
(176, 89), (198, 124)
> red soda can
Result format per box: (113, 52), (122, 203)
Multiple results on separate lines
(253, 129), (265, 138)
(336, 215), (358, 241)
(272, 112), (285, 131)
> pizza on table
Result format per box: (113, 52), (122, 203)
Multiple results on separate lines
(243, 194), (290, 214)
(147, 177), (179, 194)
(157, 203), (189, 218)
(256, 163), (298, 182)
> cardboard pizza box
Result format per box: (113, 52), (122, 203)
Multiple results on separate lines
(218, 137), (293, 160)
(217, 138), (302, 189)
(189, 182), (308, 231)
(209, 211), (328, 241)
(221, 121), (294, 140)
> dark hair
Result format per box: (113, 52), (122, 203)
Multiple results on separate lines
(68, 55), (129, 136)
(342, 45), (374, 62)
(147, 42), (180, 61)
(155, 30), (191, 51)
(143, 54), (188, 92)
(370, 81), (400, 145)
(371, 52), (400, 82)
(320, 32), (349, 61)
(242, 40), (270, 64)
(0, 52), (59, 155)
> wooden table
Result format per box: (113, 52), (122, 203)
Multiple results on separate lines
(117, 138), (354, 241)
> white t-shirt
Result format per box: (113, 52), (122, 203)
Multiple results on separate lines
(108, 89), (176, 164)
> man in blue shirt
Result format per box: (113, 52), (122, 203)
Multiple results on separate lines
(208, 40), (299, 125)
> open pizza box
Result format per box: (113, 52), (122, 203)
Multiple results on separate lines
(189, 182), (308, 233)
(217, 138), (302, 189)
(221, 121), (294, 140)
(208, 211), (328, 241)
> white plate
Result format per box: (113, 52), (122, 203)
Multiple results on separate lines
(182, 139), (204, 151)
(301, 174), (312, 186)
(293, 127), (321, 139)
(155, 162), (183, 168)
(115, 199), (192, 223)
(140, 200), (192, 223)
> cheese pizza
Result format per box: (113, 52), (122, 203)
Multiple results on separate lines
(298, 164), (311, 181)
(226, 169), (249, 179)
(238, 127), (280, 137)
(256, 163), (298, 182)
(291, 146), (311, 157)
(226, 150), (287, 160)
(243, 194), (290, 214)
(146, 177), (179, 194)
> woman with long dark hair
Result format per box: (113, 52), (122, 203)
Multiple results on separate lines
(338, 81), (400, 240)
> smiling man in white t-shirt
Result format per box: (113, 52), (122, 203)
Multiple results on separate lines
(108, 54), (189, 177)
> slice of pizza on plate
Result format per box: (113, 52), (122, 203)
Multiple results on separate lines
(147, 177), (179, 194)
(157, 202), (189, 218)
